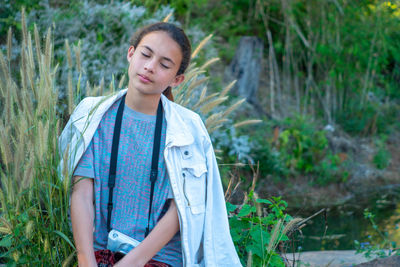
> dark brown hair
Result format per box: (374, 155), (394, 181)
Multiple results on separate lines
(129, 22), (192, 101)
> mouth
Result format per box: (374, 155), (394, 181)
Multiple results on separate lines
(138, 74), (153, 83)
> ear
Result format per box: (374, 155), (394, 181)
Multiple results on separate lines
(170, 74), (185, 87)
(127, 46), (135, 62)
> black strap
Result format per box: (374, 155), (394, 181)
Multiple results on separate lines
(107, 94), (163, 237)
(145, 101), (163, 237)
(107, 95), (126, 232)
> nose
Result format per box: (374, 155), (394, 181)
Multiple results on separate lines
(144, 58), (156, 73)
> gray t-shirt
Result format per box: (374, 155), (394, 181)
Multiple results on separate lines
(74, 98), (182, 266)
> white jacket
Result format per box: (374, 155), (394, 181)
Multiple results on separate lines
(58, 89), (242, 267)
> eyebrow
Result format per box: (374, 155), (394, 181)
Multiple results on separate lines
(141, 45), (176, 65)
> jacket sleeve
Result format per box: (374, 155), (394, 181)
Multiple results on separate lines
(200, 122), (242, 266)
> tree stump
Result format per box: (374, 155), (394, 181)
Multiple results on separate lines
(224, 36), (264, 113)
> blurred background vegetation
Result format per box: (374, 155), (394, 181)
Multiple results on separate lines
(1, 0), (400, 265)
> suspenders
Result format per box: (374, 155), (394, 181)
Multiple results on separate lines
(107, 94), (163, 238)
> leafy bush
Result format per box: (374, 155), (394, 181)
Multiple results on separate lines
(337, 102), (400, 136)
(373, 136), (391, 170)
(227, 191), (300, 266)
(249, 116), (346, 185)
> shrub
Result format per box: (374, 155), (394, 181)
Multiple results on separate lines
(227, 191), (300, 266)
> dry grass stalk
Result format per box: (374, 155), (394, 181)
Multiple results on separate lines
(62, 251), (76, 267)
(234, 119), (262, 128)
(45, 27), (52, 70)
(205, 112), (223, 127)
(34, 24), (42, 65)
(185, 76), (209, 98)
(246, 251), (252, 267)
(74, 40), (81, 72)
(200, 57), (219, 71)
(68, 71), (74, 114)
(7, 27), (12, 62)
(200, 96), (228, 114)
(0, 52), (9, 85)
(27, 32), (35, 73)
(198, 86), (207, 101)
(118, 74), (126, 89)
(20, 42), (28, 92)
(65, 39), (73, 69)
(191, 92), (219, 111)
(21, 8), (28, 47)
(0, 216), (12, 235)
(163, 13), (173, 22)
(282, 217), (303, 236)
(99, 77), (105, 96)
(267, 218), (283, 253)
(222, 98), (246, 117)
(192, 34), (213, 59)
(220, 80), (237, 98)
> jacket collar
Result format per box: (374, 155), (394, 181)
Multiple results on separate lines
(160, 94), (194, 148)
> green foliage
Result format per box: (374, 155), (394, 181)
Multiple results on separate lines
(277, 117), (341, 184)
(354, 209), (398, 260)
(373, 136), (391, 170)
(0, 0), (42, 39)
(337, 102), (400, 136)
(250, 116), (346, 185)
(228, 192), (297, 266)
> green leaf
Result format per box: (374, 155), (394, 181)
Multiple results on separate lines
(0, 235), (13, 248)
(53, 230), (75, 249)
(226, 202), (237, 213)
(238, 204), (256, 217)
(267, 253), (285, 267)
(256, 198), (272, 205)
(246, 243), (264, 259)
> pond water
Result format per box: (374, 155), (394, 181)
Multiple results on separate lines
(288, 191), (400, 252)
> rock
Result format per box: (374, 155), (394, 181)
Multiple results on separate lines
(354, 255), (400, 267)
(284, 250), (377, 267)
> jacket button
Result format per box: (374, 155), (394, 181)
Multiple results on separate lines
(182, 172), (186, 177)
(184, 151), (189, 156)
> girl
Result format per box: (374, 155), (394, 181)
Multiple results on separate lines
(59, 22), (241, 267)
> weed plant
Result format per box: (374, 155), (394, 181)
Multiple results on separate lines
(354, 208), (399, 260)
(225, 167), (301, 267)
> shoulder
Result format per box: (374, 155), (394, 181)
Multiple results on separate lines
(168, 100), (202, 121)
(164, 99), (212, 145)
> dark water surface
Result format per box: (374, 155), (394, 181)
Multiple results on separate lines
(287, 192), (400, 252)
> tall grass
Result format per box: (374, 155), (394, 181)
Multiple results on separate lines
(0, 10), (261, 265)
(0, 8), (75, 266)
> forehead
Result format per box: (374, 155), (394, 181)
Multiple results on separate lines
(138, 31), (182, 61)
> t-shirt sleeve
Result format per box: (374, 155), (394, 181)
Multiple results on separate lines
(165, 172), (174, 199)
(73, 139), (95, 179)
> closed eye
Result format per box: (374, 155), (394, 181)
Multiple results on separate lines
(161, 63), (170, 69)
(141, 52), (150, 58)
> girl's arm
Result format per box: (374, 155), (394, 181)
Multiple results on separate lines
(114, 200), (180, 267)
(70, 176), (97, 267)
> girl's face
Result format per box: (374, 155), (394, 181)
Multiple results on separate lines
(127, 31), (184, 97)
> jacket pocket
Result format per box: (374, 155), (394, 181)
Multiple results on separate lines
(182, 162), (207, 214)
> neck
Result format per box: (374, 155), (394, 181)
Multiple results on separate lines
(125, 87), (161, 115)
